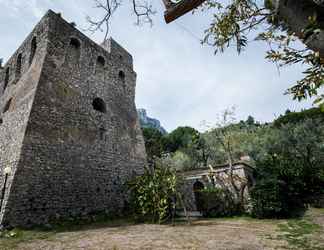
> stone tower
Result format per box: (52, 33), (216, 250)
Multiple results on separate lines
(0, 10), (146, 228)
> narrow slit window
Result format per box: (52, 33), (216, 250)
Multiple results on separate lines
(3, 68), (10, 91)
(29, 37), (37, 65)
(3, 98), (12, 113)
(99, 127), (107, 140)
(16, 53), (22, 77)
(118, 71), (125, 83)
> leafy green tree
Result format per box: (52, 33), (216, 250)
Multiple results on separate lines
(246, 115), (255, 126)
(161, 126), (209, 170)
(285, 109), (291, 115)
(193, 134), (210, 167)
(142, 127), (164, 161)
(241, 124), (275, 162)
(203, 108), (252, 211)
(251, 119), (324, 218)
(163, 126), (199, 153)
(204, 110), (259, 165)
(142, 126), (210, 171)
(170, 151), (193, 171)
(273, 107), (324, 127)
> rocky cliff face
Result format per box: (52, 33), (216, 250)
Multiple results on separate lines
(137, 109), (167, 134)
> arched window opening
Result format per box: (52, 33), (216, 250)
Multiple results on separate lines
(95, 56), (105, 79)
(193, 180), (204, 192)
(16, 53), (22, 77)
(29, 37), (37, 65)
(68, 38), (81, 65)
(0, 118), (3, 125)
(193, 180), (205, 213)
(92, 98), (106, 113)
(118, 70), (125, 83)
(3, 98), (12, 113)
(97, 56), (105, 67)
(70, 38), (81, 49)
(3, 68), (10, 91)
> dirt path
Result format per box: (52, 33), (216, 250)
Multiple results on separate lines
(1, 209), (323, 250)
(1, 219), (286, 250)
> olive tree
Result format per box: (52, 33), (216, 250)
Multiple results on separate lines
(203, 107), (250, 212)
(251, 118), (324, 218)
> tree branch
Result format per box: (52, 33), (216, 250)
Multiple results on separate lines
(87, 0), (155, 40)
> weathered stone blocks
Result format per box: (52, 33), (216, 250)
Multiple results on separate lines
(0, 10), (146, 228)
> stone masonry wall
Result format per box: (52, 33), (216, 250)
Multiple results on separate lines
(0, 14), (50, 225)
(180, 164), (254, 213)
(0, 10), (146, 227)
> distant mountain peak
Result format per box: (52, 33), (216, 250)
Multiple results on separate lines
(137, 109), (167, 134)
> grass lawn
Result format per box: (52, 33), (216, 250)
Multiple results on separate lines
(0, 208), (323, 250)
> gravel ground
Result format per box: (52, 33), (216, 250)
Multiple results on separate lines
(1, 209), (323, 250)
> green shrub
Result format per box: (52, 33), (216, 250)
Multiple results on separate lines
(251, 119), (324, 218)
(250, 177), (288, 218)
(128, 161), (178, 223)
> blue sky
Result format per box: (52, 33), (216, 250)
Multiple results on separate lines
(0, 0), (314, 132)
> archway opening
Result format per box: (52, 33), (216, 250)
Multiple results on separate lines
(193, 180), (205, 213)
(97, 56), (105, 67)
(70, 38), (81, 49)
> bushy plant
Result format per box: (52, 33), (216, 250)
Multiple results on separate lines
(250, 163), (290, 218)
(128, 160), (179, 223)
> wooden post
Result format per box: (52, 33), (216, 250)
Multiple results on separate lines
(164, 0), (207, 24)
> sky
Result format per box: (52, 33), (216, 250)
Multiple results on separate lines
(0, 0), (315, 132)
